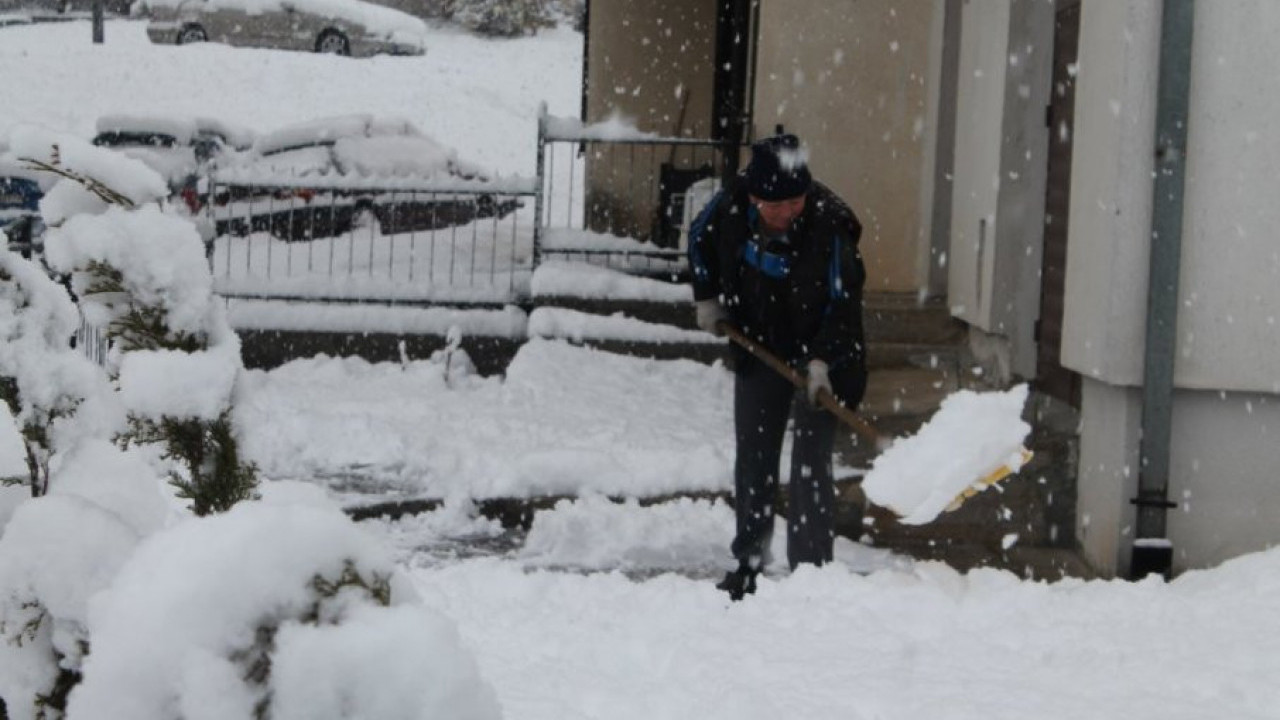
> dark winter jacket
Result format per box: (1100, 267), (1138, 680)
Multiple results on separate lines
(688, 179), (866, 373)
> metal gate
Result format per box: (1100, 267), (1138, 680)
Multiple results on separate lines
(205, 171), (539, 305)
(533, 104), (736, 278)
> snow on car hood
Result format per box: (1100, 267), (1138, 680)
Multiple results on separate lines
(254, 114), (415, 156)
(235, 114), (490, 182)
(112, 146), (199, 186)
(333, 135), (457, 178)
(143, 0), (427, 42)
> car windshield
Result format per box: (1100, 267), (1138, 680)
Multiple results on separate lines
(92, 131), (180, 149)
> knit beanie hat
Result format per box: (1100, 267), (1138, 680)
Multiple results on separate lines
(745, 133), (812, 201)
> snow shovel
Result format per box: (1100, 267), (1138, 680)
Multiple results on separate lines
(717, 321), (1032, 517)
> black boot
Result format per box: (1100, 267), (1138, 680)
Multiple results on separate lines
(715, 566), (758, 601)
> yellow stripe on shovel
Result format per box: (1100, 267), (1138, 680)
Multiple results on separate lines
(718, 321), (1032, 516)
(942, 447), (1036, 513)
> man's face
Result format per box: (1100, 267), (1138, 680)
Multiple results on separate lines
(750, 194), (806, 232)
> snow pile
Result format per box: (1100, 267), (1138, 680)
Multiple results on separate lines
(48, 205), (213, 334)
(0, 441), (169, 718)
(862, 384), (1032, 525)
(62, 498), (499, 720)
(543, 111), (660, 141)
(520, 495), (736, 572)
(227, 298), (529, 336)
(235, 339), (735, 500)
(238, 113), (489, 183)
(516, 494), (904, 577)
(531, 260), (693, 302)
(0, 249), (121, 496)
(528, 307), (719, 344)
(415, 547), (1280, 720)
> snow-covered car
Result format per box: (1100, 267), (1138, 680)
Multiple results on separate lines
(90, 115), (255, 211)
(212, 114), (518, 241)
(141, 0), (427, 57)
(0, 150), (56, 254)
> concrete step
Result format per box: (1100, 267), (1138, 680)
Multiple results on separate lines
(864, 292), (967, 345)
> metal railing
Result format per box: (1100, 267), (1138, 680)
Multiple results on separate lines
(205, 171), (540, 306)
(534, 105), (735, 277)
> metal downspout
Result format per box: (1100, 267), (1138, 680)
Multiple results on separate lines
(1130, 0), (1195, 580)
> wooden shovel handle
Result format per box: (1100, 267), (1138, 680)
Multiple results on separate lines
(717, 321), (884, 447)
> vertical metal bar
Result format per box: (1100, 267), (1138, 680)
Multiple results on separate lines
(509, 204), (519, 295)
(627, 143), (636, 239)
(429, 193), (438, 283)
(408, 191), (418, 283)
(367, 202), (375, 278)
(533, 102), (547, 274)
(266, 190), (274, 278)
(567, 141), (577, 229)
(388, 193), (397, 279)
(449, 199), (459, 285)
(286, 190), (294, 277)
(244, 183), (252, 276)
(347, 200), (356, 280)
(328, 191), (337, 278)
(469, 196), (479, 286)
(307, 191), (315, 273)
(490, 197), (500, 285)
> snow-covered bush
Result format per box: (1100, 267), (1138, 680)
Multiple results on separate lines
(0, 248), (114, 497)
(447, 0), (550, 36)
(0, 441), (168, 720)
(48, 206), (258, 515)
(15, 125), (261, 516)
(64, 499), (502, 720)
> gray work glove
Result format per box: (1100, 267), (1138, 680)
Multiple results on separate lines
(806, 359), (832, 405)
(695, 299), (729, 336)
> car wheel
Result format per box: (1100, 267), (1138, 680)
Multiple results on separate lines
(177, 24), (207, 45)
(316, 29), (350, 56)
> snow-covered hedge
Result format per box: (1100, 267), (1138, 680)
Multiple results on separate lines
(0, 441), (168, 719)
(0, 248), (117, 496)
(45, 204), (257, 516)
(67, 496), (501, 720)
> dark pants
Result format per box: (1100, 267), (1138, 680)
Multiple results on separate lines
(731, 358), (863, 571)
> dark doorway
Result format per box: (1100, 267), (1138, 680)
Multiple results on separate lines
(1035, 0), (1082, 408)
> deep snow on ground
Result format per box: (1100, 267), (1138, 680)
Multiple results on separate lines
(0, 19), (581, 177)
(233, 339), (738, 501)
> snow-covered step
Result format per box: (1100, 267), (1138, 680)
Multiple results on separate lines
(526, 307), (726, 364)
(864, 292), (968, 345)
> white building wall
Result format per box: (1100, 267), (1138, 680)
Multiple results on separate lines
(949, 0), (1052, 380)
(949, 0), (1009, 330)
(1064, 0), (1280, 573)
(1075, 379), (1141, 577)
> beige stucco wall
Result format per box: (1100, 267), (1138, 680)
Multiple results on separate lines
(582, 0), (718, 241)
(585, 0), (717, 136)
(752, 0), (945, 292)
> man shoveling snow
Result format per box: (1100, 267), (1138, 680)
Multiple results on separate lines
(688, 133), (869, 601)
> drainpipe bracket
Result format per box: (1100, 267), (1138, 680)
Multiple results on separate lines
(1129, 496), (1178, 510)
